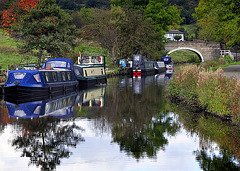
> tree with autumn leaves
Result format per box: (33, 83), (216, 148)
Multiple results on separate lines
(1, 0), (38, 33)
(1, 0), (77, 68)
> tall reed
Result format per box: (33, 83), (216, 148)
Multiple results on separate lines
(169, 64), (240, 124)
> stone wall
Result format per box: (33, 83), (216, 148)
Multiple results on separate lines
(165, 41), (221, 61)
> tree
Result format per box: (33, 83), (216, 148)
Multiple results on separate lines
(174, 35), (182, 41)
(94, 7), (161, 62)
(144, 0), (182, 36)
(12, 0), (78, 67)
(195, 0), (240, 47)
(1, 0), (38, 33)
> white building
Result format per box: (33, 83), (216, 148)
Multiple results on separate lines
(164, 30), (184, 41)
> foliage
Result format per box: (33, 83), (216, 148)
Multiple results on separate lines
(71, 7), (95, 29)
(180, 24), (198, 41)
(144, 0), (182, 36)
(168, 49), (201, 64)
(169, 64), (240, 124)
(169, 0), (199, 25)
(1, 0), (38, 33)
(173, 35), (182, 41)
(169, 64), (200, 104)
(93, 6), (161, 63)
(12, 0), (78, 67)
(55, 0), (111, 11)
(195, 0), (240, 47)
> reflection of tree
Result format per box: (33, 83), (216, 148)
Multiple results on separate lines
(112, 112), (180, 159)
(92, 76), (180, 159)
(11, 117), (84, 170)
(171, 102), (240, 169)
(194, 149), (239, 170)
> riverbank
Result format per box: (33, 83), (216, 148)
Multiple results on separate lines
(168, 64), (240, 126)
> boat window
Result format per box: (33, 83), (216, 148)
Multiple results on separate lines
(67, 72), (71, 80)
(62, 72), (66, 81)
(68, 63), (70, 68)
(45, 72), (50, 82)
(101, 69), (103, 75)
(82, 56), (90, 63)
(46, 61), (67, 69)
(85, 70), (87, 76)
(53, 72), (57, 81)
(63, 99), (66, 107)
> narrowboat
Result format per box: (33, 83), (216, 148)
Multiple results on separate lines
(74, 55), (107, 89)
(161, 56), (174, 74)
(132, 55), (155, 77)
(153, 61), (166, 74)
(4, 58), (79, 103)
(5, 92), (78, 119)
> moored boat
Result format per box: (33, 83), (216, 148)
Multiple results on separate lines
(132, 55), (155, 77)
(4, 58), (79, 103)
(153, 61), (166, 74)
(161, 56), (174, 74)
(74, 55), (107, 89)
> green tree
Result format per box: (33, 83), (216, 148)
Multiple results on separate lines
(13, 0), (78, 68)
(174, 35), (182, 41)
(94, 7), (161, 63)
(195, 0), (240, 47)
(144, 0), (182, 36)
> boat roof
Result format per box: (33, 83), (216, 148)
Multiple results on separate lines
(42, 58), (74, 70)
(45, 58), (74, 65)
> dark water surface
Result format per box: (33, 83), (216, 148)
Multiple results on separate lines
(0, 73), (239, 171)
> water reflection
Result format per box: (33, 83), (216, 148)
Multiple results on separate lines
(0, 72), (239, 170)
(171, 102), (240, 169)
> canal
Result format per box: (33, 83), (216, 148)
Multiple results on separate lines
(0, 73), (239, 170)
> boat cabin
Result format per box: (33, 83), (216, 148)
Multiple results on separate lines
(78, 55), (105, 67)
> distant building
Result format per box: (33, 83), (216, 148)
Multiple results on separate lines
(164, 30), (184, 41)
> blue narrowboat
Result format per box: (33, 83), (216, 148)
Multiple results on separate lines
(161, 56), (174, 74)
(74, 55), (107, 89)
(132, 55), (155, 77)
(4, 58), (79, 103)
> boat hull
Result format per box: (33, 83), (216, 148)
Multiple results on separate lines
(4, 82), (78, 104)
(78, 76), (107, 89)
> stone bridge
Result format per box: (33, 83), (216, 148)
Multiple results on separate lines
(165, 41), (221, 62)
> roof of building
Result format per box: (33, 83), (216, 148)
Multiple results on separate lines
(166, 30), (183, 34)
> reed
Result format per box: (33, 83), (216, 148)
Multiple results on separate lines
(169, 64), (240, 124)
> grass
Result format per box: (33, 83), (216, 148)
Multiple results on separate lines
(0, 29), (22, 69)
(168, 49), (200, 64)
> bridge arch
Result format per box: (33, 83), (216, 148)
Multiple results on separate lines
(167, 47), (204, 62)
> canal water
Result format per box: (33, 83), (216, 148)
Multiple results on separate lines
(0, 73), (239, 171)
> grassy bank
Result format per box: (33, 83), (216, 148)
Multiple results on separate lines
(169, 64), (240, 125)
(0, 29), (23, 69)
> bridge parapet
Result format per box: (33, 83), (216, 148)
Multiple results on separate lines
(165, 41), (221, 62)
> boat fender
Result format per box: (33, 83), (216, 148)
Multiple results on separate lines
(98, 56), (101, 63)
(14, 81), (20, 85)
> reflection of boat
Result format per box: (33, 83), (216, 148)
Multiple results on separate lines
(6, 92), (78, 119)
(133, 77), (144, 94)
(74, 55), (107, 89)
(77, 86), (106, 108)
(4, 58), (79, 103)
